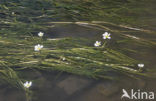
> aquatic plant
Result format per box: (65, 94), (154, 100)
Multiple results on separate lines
(138, 64), (144, 68)
(94, 32), (111, 48)
(103, 32), (111, 40)
(23, 81), (32, 88)
(94, 41), (101, 47)
(34, 44), (44, 51)
(0, 0), (156, 100)
(38, 32), (44, 37)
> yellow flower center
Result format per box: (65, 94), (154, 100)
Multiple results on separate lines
(37, 47), (41, 50)
(106, 35), (109, 38)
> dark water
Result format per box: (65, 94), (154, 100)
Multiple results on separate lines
(1, 23), (156, 101)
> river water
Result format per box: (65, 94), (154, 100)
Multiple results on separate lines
(0, 0), (156, 101)
(0, 22), (156, 101)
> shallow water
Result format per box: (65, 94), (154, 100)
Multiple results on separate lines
(1, 0), (156, 101)
(43, 23), (156, 101)
(1, 22), (156, 101)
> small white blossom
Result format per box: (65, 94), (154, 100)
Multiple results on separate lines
(38, 32), (44, 37)
(34, 44), (43, 51)
(62, 57), (66, 61)
(23, 81), (32, 88)
(102, 32), (111, 39)
(12, 12), (15, 15)
(94, 41), (101, 47)
(138, 64), (144, 68)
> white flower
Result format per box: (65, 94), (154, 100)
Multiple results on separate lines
(102, 32), (111, 39)
(23, 81), (32, 88)
(34, 44), (43, 51)
(138, 64), (144, 68)
(94, 41), (101, 47)
(38, 32), (44, 37)
(12, 12), (15, 15)
(62, 57), (66, 61)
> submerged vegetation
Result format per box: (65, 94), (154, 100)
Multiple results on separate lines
(0, 0), (156, 101)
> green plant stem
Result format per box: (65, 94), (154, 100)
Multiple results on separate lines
(102, 41), (107, 48)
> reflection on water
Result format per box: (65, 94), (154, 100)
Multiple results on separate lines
(1, 23), (156, 101)
(46, 24), (103, 39)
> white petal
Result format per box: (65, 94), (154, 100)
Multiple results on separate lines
(29, 81), (32, 86)
(105, 32), (108, 35)
(35, 48), (39, 51)
(40, 45), (43, 48)
(24, 82), (28, 87)
(108, 37), (111, 39)
(102, 33), (106, 37)
(138, 64), (144, 68)
(103, 36), (106, 39)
